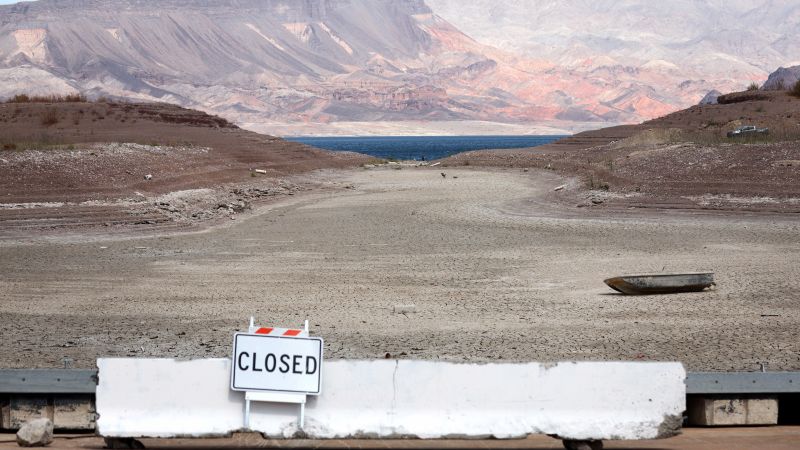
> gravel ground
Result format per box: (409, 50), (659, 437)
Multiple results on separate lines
(1, 167), (798, 371)
(2, 427), (800, 449)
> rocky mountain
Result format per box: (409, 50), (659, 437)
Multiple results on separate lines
(428, 0), (800, 117)
(2, 0), (569, 134)
(1, 0), (799, 135)
(762, 66), (800, 91)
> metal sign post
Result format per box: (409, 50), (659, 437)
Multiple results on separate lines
(233, 317), (322, 430)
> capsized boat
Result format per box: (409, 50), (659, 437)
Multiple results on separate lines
(604, 272), (714, 295)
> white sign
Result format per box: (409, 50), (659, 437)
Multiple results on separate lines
(231, 333), (323, 395)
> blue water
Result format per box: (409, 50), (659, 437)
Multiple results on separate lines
(285, 135), (567, 161)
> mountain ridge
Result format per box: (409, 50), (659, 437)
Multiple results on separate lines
(1, 0), (798, 134)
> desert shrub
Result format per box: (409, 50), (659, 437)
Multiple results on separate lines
(40, 109), (59, 126)
(61, 93), (86, 102)
(718, 92), (768, 104)
(5, 93), (86, 103)
(7, 94), (30, 103)
(791, 80), (800, 98)
(747, 82), (760, 91)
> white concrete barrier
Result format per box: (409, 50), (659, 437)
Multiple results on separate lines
(96, 359), (685, 440)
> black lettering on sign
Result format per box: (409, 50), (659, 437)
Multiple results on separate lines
(279, 354), (291, 373)
(252, 352), (263, 372)
(265, 353), (276, 372)
(306, 356), (318, 374)
(292, 355), (302, 374)
(238, 352), (249, 371)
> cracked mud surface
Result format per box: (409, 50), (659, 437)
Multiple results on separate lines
(1, 168), (798, 371)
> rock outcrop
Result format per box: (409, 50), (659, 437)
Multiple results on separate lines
(699, 90), (722, 105)
(762, 66), (800, 91)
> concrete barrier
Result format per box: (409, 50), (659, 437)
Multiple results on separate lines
(96, 359), (685, 441)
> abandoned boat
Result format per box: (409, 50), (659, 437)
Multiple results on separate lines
(604, 273), (715, 295)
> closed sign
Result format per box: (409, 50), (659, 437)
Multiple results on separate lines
(230, 333), (323, 395)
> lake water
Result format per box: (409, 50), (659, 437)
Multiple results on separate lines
(286, 135), (567, 161)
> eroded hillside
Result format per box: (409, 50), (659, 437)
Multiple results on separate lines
(0, 98), (369, 232)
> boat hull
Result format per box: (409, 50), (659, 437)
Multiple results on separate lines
(604, 273), (714, 295)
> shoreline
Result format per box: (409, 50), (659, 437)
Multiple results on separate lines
(3, 163), (799, 245)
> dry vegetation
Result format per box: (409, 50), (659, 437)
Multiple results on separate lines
(2, 94), (98, 130)
(39, 108), (60, 126)
(792, 80), (800, 98)
(0, 98), (237, 151)
(5, 93), (88, 103)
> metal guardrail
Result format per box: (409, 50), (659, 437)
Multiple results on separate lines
(0, 369), (798, 395)
(0, 369), (97, 394)
(686, 372), (800, 394)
